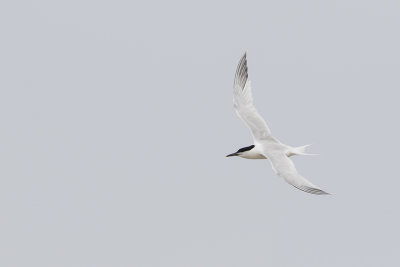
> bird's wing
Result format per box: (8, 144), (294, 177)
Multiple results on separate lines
(264, 151), (329, 195)
(233, 52), (277, 143)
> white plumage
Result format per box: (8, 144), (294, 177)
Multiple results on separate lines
(228, 52), (329, 195)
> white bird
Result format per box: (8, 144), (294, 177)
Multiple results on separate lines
(226, 52), (329, 195)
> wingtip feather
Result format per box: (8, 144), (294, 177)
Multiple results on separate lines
(295, 185), (330, 195)
(234, 52), (249, 90)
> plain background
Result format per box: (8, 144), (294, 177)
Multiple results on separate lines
(1, 0), (399, 266)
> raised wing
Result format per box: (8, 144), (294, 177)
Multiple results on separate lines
(264, 151), (329, 195)
(233, 52), (277, 143)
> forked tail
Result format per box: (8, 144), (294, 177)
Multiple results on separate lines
(290, 144), (317, 156)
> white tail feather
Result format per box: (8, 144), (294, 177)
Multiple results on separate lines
(290, 144), (317, 156)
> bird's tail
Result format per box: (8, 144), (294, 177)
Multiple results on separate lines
(291, 144), (317, 156)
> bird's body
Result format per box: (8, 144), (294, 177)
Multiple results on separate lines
(227, 52), (329, 195)
(232, 144), (307, 159)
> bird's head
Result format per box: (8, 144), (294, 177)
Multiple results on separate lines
(226, 145), (255, 158)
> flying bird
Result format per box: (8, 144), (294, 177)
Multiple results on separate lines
(226, 52), (329, 195)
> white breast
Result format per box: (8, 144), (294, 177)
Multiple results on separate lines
(239, 147), (267, 159)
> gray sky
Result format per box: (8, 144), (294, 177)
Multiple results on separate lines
(1, 0), (399, 266)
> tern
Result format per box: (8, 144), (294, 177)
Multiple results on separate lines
(226, 52), (329, 195)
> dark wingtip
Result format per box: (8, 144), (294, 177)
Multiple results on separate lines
(234, 52), (249, 90)
(295, 185), (331, 195)
(310, 189), (331, 195)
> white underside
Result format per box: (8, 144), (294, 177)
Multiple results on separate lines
(238, 144), (295, 159)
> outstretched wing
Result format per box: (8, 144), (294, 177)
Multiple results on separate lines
(264, 151), (329, 195)
(233, 52), (277, 143)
